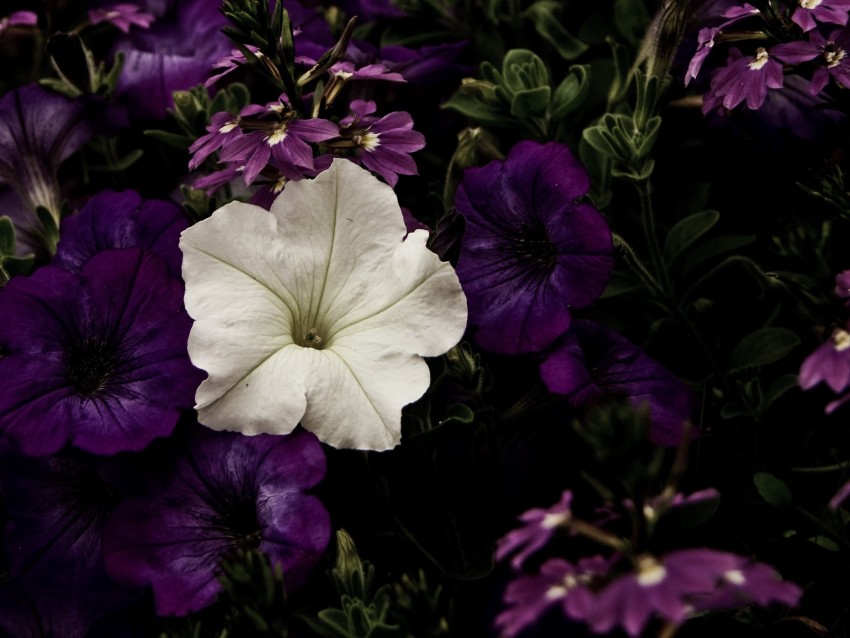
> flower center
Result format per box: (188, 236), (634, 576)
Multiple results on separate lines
(833, 328), (850, 351)
(212, 487), (264, 550)
(355, 132), (381, 152)
(636, 554), (667, 586)
(510, 222), (557, 272)
(65, 336), (119, 397)
(823, 43), (846, 67)
(748, 48), (770, 71)
(800, 0), (822, 8)
(304, 328), (323, 348)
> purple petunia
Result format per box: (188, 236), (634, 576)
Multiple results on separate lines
(539, 319), (695, 446)
(103, 426), (330, 616)
(89, 3), (154, 33)
(454, 141), (614, 354)
(53, 190), (188, 277)
(0, 249), (202, 456)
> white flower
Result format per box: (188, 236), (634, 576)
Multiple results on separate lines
(180, 159), (468, 450)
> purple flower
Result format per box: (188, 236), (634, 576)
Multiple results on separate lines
(702, 47), (784, 112)
(539, 319), (695, 446)
(454, 141), (614, 354)
(103, 426), (330, 616)
(0, 452), (135, 636)
(792, 0), (850, 32)
(53, 190), (188, 277)
(0, 249), (202, 456)
(799, 325), (850, 412)
(684, 5), (762, 86)
(0, 10), (37, 35)
(829, 479), (850, 509)
(333, 99), (425, 187)
(586, 550), (800, 637)
(108, 0), (231, 119)
(0, 84), (122, 236)
(773, 27), (850, 95)
(496, 490), (573, 570)
(835, 269), (850, 303)
(89, 3), (154, 33)
(380, 42), (470, 86)
(495, 556), (607, 637)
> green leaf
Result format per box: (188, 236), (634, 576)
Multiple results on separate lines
(729, 327), (801, 371)
(763, 373), (800, 408)
(144, 130), (192, 149)
(663, 210), (721, 263)
(510, 86), (550, 117)
(1, 255), (34, 278)
(675, 234), (756, 277)
(753, 472), (792, 507)
(0, 216), (15, 256)
(550, 65), (590, 121)
(523, 1), (588, 60)
(441, 87), (516, 128)
(809, 535), (840, 551)
(600, 270), (641, 299)
(614, 0), (650, 45)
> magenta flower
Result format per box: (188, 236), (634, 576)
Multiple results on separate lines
(684, 4), (761, 85)
(0, 249), (202, 456)
(702, 47), (784, 111)
(539, 319), (695, 446)
(89, 4), (154, 33)
(496, 490), (573, 570)
(495, 556), (608, 637)
(0, 10), (37, 35)
(103, 427), (330, 616)
(799, 325), (850, 412)
(334, 99), (425, 187)
(454, 141), (614, 354)
(773, 27), (850, 95)
(792, 0), (850, 32)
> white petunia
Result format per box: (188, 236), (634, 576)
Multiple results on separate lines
(180, 159), (468, 450)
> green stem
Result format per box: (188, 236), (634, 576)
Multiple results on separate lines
(635, 177), (670, 293)
(791, 460), (850, 473)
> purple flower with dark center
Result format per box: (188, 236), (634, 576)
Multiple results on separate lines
(773, 27), (850, 95)
(586, 550), (800, 637)
(702, 47), (784, 111)
(0, 10), (37, 35)
(53, 190), (188, 277)
(540, 319), (695, 446)
(103, 426), (329, 616)
(792, 0), (850, 32)
(454, 141), (613, 354)
(89, 3), (154, 33)
(0, 84), (122, 239)
(495, 556), (609, 637)
(0, 452), (135, 636)
(0, 249), (202, 456)
(496, 490), (573, 571)
(333, 99), (425, 187)
(799, 325), (850, 412)
(107, 0), (231, 119)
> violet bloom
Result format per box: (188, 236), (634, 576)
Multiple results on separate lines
(107, 0), (231, 119)
(0, 84), (119, 236)
(0, 11), (37, 35)
(702, 47), (784, 112)
(586, 550), (800, 637)
(684, 4), (761, 86)
(0, 249), (202, 456)
(103, 427), (330, 616)
(835, 269), (850, 303)
(799, 325), (850, 412)
(334, 99), (425, 187)
(53, 190), (188, 277)
(496, 491), (573, 571)
(540, 319), (695, 446)
(495, 556), (607, 637)
(0, 453), (135, 636)
(792, 0), (850, 31)
(89, 4), (154, 33)
(454, 141), (613, 354)
(773, 27), (850, 95)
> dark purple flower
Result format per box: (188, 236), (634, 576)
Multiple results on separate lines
(684, 5), (762, 86)
(454, 141), (613, 354)
(53, 190), (188, 277)
(333, 99), (425, 187)
(89, 3), (154, 33)
(495, 556), (607, 637)
(109, 0), (231, 119)
(799, 325), (850, 412)
(380, 42), (471, 86)
(834, 269), (850, 303)
(539, 319), (695, 446)
(792, 0), (850, 32)
(0, 84), (122, 238)
(0, 249), (202, 456)
(0, 452), (135, 636)
(586, 550), (800, 637)
(773, 26), (850, 95)
(703, 47), (784, 111)
(103, 427), (330, 616)
(0, 11), (37, 35)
